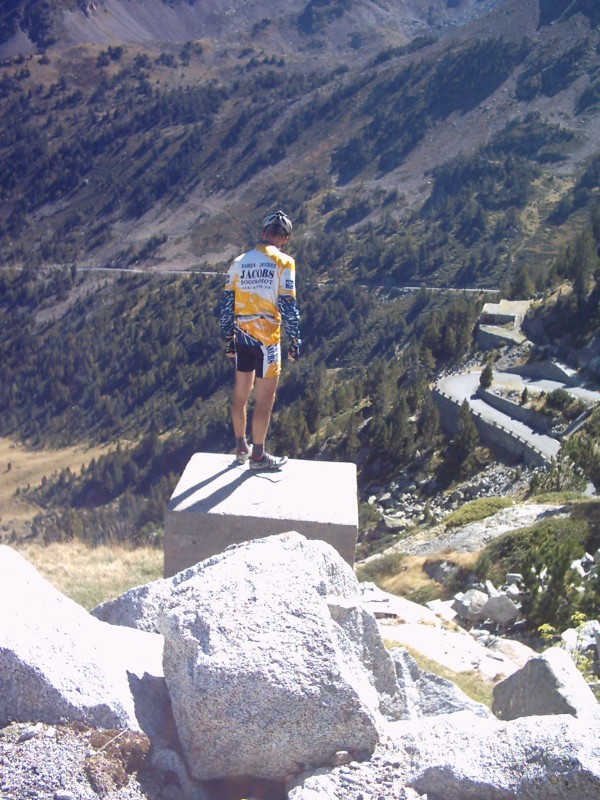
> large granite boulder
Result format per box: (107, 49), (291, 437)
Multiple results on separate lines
(403, 712), (600, 800)
(0, 545), (167, 734)
(157, 532), (405, 782)
(480, 593), (521, 626)
(493, 646), (600, 721)
(288, 713), (600, 799)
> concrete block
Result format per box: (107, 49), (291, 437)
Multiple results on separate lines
(164, 453), (358, 576)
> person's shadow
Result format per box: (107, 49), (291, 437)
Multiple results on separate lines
(168, 461), (256, 513)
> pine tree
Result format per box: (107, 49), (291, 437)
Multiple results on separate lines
(572, 230), (596, 308)
(457, 400), (479, 455)
(418, 391), (441, 442)
(479, 361), (494, 390)
(446, 400), (480, 479)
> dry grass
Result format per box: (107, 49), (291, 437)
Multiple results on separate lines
(374, 551), (480, 604)
(0, 436), (115, 537)
(12, 539), (163, 611)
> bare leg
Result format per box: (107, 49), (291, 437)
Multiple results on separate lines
(231, 371), (255, 440)
(251, 375), (279, 452)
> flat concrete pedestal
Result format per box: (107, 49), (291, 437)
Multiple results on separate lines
(164, 453), (358, 577)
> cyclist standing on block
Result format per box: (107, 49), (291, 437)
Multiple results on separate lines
(219, 210), (301, 470)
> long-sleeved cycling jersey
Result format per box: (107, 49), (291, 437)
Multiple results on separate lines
(219, 243), (301, 347)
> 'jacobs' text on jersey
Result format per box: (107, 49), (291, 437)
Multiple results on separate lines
(240, 265), (275, 280)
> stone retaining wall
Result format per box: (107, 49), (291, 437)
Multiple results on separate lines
(476, 388), (555, 434)
(433, 388), (548, 466)
(504, 359), (578, 386)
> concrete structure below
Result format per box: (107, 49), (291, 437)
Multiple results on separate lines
(164, 453), (358, 577)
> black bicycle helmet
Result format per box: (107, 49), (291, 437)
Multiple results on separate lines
(261, 210), (293, 237)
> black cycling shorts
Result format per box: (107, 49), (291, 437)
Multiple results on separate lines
(236, 340), (281, 378)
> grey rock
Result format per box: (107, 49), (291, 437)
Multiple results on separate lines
(390, 648), (493, 719)
(492, 646), (600, 721)
(91, 562), (205, 633)
(572, 559), (588, 579)
(158, 532), (397, 782)
(0, 546), (167, 734)
(561, 620), (600, 653)
(505, 572), (523, 585)
(485, 636), (537, 669)
(503, 583), (525, 601)
(425, 598), (457, 622)
(290, 713), (600, 800)
(94, 533), (361, 635)
(381, 514), (408, 531)
(452, 588), (488, 622)
(327, 599), (406, 722)
(399, 712), (600, 800)
(480, 594), (521, 626)
(378, 492), (394, 508)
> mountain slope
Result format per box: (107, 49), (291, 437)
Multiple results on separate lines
(0, 0), (508, 56)
(0, 0), (597, 295)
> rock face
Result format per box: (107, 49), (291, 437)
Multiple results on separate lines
(492, 646), (600, 721)
(389, 648), (493, 719)
(289, 713), (600, 800)
(398, 712), (600, 800)
(92, 561), (204, 633)
(157, 532), (402, 782)
(3, 534), (600, 800)
(0, 545), (166, 733)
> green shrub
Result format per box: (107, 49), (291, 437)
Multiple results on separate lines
(546, 387), (572, 410)
(529, 451), (587, 495)
(444, 496), (514, 529)
(475, 517), (591, 630)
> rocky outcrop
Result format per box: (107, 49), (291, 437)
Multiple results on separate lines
(492, 646), (600, 721)
(402, 712), (600, 800)
(157, 533), (401, 782)
(389, 648), (492, 719)
(3, 535), (600, 800)
(0, 545), (167, 733)
(452, 581), (522, 627)
(289, 713), (600, 800)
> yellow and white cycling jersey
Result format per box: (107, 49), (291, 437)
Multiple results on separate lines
(223, 244), (297, 347)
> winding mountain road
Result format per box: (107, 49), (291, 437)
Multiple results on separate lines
(437, 369), (600, 462)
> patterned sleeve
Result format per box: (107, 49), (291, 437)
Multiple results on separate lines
(219, 290), (235, 337)
(278, 295), (301, 343)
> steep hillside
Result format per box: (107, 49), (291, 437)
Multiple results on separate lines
(0, 0), (597, 290)
(0, 0), (507, 56)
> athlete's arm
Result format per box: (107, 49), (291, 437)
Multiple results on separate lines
(219, 289), (235, 337)
(278, 295), (301, 344)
